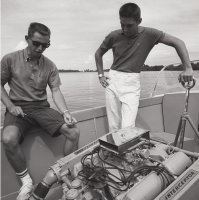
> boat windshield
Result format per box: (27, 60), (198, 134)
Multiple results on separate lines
(140, 60), (199, 98)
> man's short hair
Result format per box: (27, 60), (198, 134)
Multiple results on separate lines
(119, 3), (141, 21)
(28, 22), (51, 38)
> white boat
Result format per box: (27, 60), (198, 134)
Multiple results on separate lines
(1, 86), (199, 200)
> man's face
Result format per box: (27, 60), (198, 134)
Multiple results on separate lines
(120, 17), (140, 37)
(27, 32), (50, 59)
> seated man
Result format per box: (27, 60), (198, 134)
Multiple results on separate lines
(1, 22), (80, 200)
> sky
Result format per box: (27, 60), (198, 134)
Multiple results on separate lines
(1, 0), (199, 70)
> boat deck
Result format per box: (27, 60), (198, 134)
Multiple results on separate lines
(1, 91), (199, 200)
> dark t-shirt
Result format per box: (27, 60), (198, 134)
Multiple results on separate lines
(99, 26), (165, 73)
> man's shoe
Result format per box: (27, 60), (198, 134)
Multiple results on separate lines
(16, 182), (33, 200)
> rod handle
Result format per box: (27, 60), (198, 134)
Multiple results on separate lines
(181, 78), (196, 89)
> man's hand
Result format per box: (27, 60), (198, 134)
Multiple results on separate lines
(63, 111), (77, 127)
(178, 67), (194, 83)
(99, 76), (109, 88)
(8, 105), (25, 117)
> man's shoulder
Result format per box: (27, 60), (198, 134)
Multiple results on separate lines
(1, 49), (23, 61)
(104, 29), (123, 42)
(139, 26), (165, 43)
(42, 55), (57, 70)
(141, 26), (163, 35)
(109, 29), (123, 37)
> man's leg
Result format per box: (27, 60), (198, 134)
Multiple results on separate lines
(120, 87), (140, 128)
(118, 72), (140, 128)
(106, 87), (122, 132)
(121, 100), (139, 128)
(2, 125), (26, 172)
(59, 124), (80, 156)
(2, 125), (33, 199)
(29, 105), (80, 156)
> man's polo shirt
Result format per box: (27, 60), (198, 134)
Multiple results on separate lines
(99, 26), (165, 73)
(1, 48), (61, 101)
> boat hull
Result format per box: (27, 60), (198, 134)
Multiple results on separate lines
(1, 91), (199, 199)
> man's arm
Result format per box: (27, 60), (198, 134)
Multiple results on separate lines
(1, 85), (25, 117)
(95, 48), (109, 88)
(159, 33), (193, 82)
(51, 87), (76, 126)
(95, 48), (105, 76)
(1, 55), (25, 117)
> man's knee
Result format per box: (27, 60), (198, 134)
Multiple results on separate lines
(2, 126), (20, 148)
(60, 124), (80, 141)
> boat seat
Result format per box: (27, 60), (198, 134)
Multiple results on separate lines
(151, 132), (199, 153)
(159, 92), (199, 153)
(162, 92), (199, 139)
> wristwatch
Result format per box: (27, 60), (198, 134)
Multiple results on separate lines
(98, 74), (104, 78)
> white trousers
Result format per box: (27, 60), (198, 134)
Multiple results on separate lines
(106, 69), (140, 132)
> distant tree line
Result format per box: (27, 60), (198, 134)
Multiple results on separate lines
(59, 61), (199, 72)
(141, 65), (164, 71)
(59, 69), (80, 72)
(142, 62), (199, 71)
(164, 62), (199, 71)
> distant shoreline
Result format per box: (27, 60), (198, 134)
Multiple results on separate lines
(59, 61), (199, 72)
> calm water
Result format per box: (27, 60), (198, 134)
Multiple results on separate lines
(1, 71), (199, 125)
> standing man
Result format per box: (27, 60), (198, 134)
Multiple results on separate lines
(95, 3), (193, 132)
(1, 22), (80, 200)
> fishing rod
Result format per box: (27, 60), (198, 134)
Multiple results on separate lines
(150, 60), (198, 97)
(173, 78), (199, 148)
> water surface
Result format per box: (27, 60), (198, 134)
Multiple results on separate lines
(1, 71), (199, 125)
